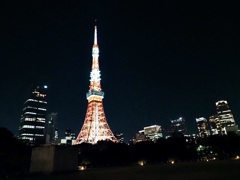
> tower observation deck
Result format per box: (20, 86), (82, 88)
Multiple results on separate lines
(74, 24), (118, 144)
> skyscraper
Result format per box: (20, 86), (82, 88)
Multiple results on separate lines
(196, 117), (210, 138)
(18, 85), (47, 146)
(45, 112), (58, 144)
(209, 115), (225, 135)
(74, 24), (118, 144)
(170, 117), (187, 137)
(216, 100), (238, 133)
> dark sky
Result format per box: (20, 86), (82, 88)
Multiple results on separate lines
(1, 1), (240, 141)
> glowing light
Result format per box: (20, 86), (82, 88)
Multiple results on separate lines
(168, 159), (175, 164)
(138, 160), (146, 166)
(78, 166), (87, 171)
(234, 155), (240, 160)
(90, 69), (101, 82)
(44, 85), (48, 88)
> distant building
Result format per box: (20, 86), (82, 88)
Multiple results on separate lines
(135, 125), (163, 143)
(144, 125), (163, 141)
(128, 137), (136, 145)
(216, 100), (238, 133)
(170, 117), (187, 137)
(60, 129), (76, 145)
(45, 112), (58, 144)
(18, 85), (47, 146)
(196, 117), (210, 138)
(209, 115), (225, 135)
(114, 132), (124, 143)
(135, 130), (147, 143)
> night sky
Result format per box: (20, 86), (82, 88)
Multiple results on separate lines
(1, 1), (240, 141)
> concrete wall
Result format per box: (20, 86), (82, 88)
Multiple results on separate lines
(30, 145), (78, 173)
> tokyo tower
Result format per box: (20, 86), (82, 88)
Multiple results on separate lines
(74, 24), (118, 144)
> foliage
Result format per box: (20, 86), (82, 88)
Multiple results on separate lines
(0, 127), (31, 178)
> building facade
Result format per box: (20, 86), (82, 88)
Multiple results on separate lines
(114, 132), (124, 143)
(196, 117), (210, 138)
(60, 129), (76, 145)
(170, 117), (187, 137)
(144, 125), (163, 141)
(18, 85), (47, 146)
(135, 125), (163, 143)
(216, 100), (238, 133)
(45, 112), (58, 144)
(209, 115), (225, 135)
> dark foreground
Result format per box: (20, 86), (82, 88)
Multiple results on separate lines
(21, 160), (240, 180)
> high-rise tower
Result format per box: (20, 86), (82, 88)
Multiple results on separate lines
(18, 85), (47, 146)
(45, 112), (58, 144)
(196, 117), (210, 138)
(215, 100), (238, 133)
(74, 25), (118, 144)
(169, 117), (187, 137)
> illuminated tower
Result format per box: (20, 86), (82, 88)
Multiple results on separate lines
(74, 25), (118, 144)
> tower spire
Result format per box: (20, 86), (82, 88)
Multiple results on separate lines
(90, 23), (101, 92)
(94, 21), (97, 45)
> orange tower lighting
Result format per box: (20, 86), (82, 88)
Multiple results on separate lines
(74, 24), (118, 144)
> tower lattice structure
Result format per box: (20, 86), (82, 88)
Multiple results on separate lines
(74, 25), (118, 144)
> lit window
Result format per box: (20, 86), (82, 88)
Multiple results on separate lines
(25, 112), (36, 115)
(25, 118), (36, 121)
(22, 125), (35, 129)
(38, 108), (47, 111)
(36, 126), (44, 129)
(26, 99), (38, 103)
(22, 133), (34, 136)
(39, 101), (47, 104)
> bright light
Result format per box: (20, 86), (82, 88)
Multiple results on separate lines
(78, 166), (86, 171)
(169, 160), (175, 164)
(44, 85), (48, 89)
(138, 160), (146, 166)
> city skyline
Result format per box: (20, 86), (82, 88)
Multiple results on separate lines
(1, 1), (240, 141)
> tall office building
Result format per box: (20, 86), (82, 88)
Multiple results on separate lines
(216, 100), (238, 133)
(170, 117), (187, 137)
(196, 117), (210, 138)
(19, 85), (47, 146)
(74, 24), (118, 144)
(45, 112), (58, 144)
(209, 115), (225, 135)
